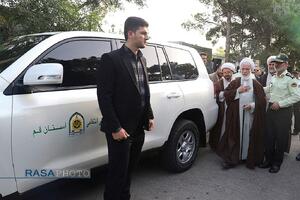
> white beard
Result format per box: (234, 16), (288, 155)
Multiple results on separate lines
(241, 74), (251, 81)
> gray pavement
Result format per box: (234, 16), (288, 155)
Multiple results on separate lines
(5, 135), (300, 200)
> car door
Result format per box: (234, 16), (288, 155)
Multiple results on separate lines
(165, 46), (217, 130)
(164, 46), (204, 108)
(11, 38), (113, 192)
(140, 45), (185, 149)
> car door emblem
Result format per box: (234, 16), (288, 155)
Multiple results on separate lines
(69, 112), (85, 136)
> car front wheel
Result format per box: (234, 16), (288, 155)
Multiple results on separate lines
(162, 119), (200, 173)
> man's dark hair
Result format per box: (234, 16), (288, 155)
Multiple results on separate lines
(124, 16), (149, 41)
(200, 52), (207, 57)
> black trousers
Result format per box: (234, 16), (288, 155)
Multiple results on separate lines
(103, 127), (145, 200)
(265, 106), (292, 166)
(293, 101), (300, 132)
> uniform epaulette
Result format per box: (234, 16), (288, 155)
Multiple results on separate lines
(285, 72), (294, 79)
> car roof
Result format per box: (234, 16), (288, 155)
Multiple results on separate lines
(31, 31), (197, 52)
(1, 31), (204, 83)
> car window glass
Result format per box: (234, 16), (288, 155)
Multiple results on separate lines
(165, 47), (198, 80)
(141, 46), (161, 82)
(157, 47), (171, 80)
(0, 35), (51, 73)
(38, 40), (111, 87)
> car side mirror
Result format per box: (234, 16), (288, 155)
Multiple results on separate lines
(23, 63), (63, 86)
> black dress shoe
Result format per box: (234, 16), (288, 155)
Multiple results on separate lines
(291, 131), (299, 135)
(269, 165), (280, 173)
(222, 161), (235, 169)
(296, 153), (300, 161)
(258, 161), (271, 169)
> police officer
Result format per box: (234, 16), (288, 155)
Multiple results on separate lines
(260, 53), (300, 173)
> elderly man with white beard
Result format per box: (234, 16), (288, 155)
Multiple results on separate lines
(217, 58), (266, 169)
(258, 56), (277, 87)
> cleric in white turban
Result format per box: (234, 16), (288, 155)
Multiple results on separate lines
(221, 62), (236, 72)
(240, 57), (255, 71)
(209, 62), (235, 151)
(267, 55), (276, 65)
(233, 57), (256, 79)
(260, 55), (276, 87)
(217, 57), (266, 169)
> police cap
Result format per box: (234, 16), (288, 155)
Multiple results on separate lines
(273, 53), (289, 63)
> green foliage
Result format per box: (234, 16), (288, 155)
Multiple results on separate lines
(272, 0), (300, 70)
(0, 0), (146, 41)
(183, 0), (300, 69)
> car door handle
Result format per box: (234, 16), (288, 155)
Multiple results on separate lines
(166, 92), (181, 99)
(38, 75), (62, 80)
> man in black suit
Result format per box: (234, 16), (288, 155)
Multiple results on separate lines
(97, 16), (154, 200)
(200, 52), (214, 74)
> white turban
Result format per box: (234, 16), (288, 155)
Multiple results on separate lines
(221, 62), (236, 72)
(267, 56), (276, 65)
(240, 57), (255, 70)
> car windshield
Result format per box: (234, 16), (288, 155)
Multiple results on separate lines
(0, 35), (51, 73)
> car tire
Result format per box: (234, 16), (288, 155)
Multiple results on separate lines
(162, 119), (200, 173)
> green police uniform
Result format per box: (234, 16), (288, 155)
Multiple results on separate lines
(264, 53), (300, 173)
(267, 71), (300, 107)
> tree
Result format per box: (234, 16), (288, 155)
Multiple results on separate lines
(214, 46), (225, 57)
(0, 0), (146, 41)
(271, 0), (300, 71)
(182, 0), (243, 61)
(182, 0), (300, 67)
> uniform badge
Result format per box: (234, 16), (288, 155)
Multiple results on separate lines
(291, 82), (297, 87)
(69, 112), (85, 136)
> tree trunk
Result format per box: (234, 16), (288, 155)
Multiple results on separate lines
(225, 11), (231, 62)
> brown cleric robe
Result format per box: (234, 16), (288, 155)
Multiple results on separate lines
(216, 77), (266, 169)
(209, 79), (225, 151)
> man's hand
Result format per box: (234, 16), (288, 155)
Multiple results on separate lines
(238, 86), (250, 93)
(112, 128), (130, 141)
(243, 104), (252, 111)
(265, 96), (270, 101)
(148, 119), (154, 131)
(270, 102), (280, 110)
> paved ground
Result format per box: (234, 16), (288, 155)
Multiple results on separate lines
(5, 135), (300, 200)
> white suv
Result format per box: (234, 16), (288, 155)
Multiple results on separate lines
(0, 31), (218, 197)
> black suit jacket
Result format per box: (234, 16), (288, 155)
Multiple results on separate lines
(257, 73), (268, 87)
(97, 45), (154, 134)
